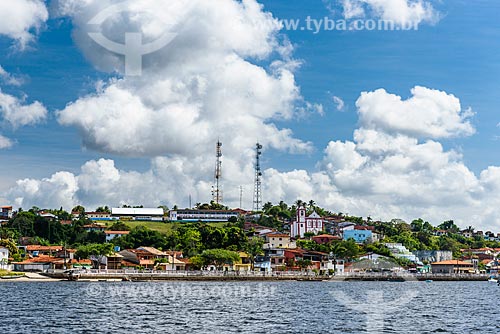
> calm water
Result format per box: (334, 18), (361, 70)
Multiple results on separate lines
(0, 280), (499, 333)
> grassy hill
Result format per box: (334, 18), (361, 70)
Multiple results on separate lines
(122, 221), (229, 234)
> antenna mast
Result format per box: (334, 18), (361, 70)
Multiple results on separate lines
(253, 143), (263, 211)
(212, 140), (223, 204)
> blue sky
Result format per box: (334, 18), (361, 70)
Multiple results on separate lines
(2, 0), (499, 179)
(1, 0), (500, 228)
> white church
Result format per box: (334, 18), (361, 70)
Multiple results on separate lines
(290, 205), (324, 238)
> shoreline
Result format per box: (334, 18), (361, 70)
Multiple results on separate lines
(0, 272), (492, 282)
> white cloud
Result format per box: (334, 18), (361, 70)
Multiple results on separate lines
(338, 0), (439, 26)
(0, 0), (48, 48)
(56, 0), (312, 157)
(11, 86), (500, 231)
(0, 90), (48, 128)
(356, 86), (475, 139)
(0, 66), (24, 86)
(333, 96), (345, 111)
(0, 134), (13, 149)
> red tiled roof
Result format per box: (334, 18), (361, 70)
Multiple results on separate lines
(26, 245), (63, 252)
(104, 231), (130, 235)
(13, 256), (60, 264)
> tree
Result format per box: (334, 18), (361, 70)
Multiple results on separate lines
(108, 221), (130, 231)
(75, 243), (115, 269)
(95, 206), (111, 213)
(244, 237), (264, 270)
(200, 249), (240, 270)
(296, 259), (312, 271)
(72, 205), (85, 214)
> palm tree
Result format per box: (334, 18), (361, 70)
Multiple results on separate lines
(295, 199), (304, 208)
(308, 200), (316, 212)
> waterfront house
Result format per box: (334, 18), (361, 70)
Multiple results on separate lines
(13, 256), (60, 272)
(290, 205), (324, 238)
(233, 252), (252, 272)
(0, 247), (9, 269)
(104, 253), (124, 270)
(265, 248), (286, 270)
(253, 255), (271, 272)
(104, 230), (130, 242)
(431, 260), (474, 274)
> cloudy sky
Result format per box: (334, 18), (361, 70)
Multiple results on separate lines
(0, 0), (500, 230)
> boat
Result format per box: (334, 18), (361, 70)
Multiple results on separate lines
(425, 279), (433, 283)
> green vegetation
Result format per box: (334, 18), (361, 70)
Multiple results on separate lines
(0, 270), (25, 277)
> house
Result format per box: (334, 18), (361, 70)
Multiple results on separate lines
(384, 243), (420, 263)
(233, 252), (252, 272)
(0, 247), (9, 269)
(434, 230), (448, 237)
(0, 206), (13, 220)
(112, 207), (164, 221)
(254, 255), (271, 272)
(431, 260), (474, 274)
(83, 224), (106, 232)
(290, 205), (324, 238)
(38, 211), (57, 221)
(25, 245), (63, 257)
(320, 258), (345, 274)
(263, 232), (294, 249)
(118, 247), (175, 270)
(13, 256), (60, 272)
(169, 209), (239, 222)
(104, 231), (130, 242)
(460, 230), (474, 238)
(265, 248), (286, 270)
(104, 253), (125, 270)
(343, 229), (373, 243)
(312, 234), (341, 245)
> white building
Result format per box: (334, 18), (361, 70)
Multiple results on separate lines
(111, 208), (164, 221)
(0, 206), (13, 220)
(263, 232), (296, 249)
(105, 231), (130, 242)
(169, 209), (239, 222)
(0, 247), (9, 269)
(290, 205), (323, 238)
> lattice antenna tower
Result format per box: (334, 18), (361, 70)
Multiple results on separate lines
(253, 143), (263, 211)
(212, 140), (223, 204)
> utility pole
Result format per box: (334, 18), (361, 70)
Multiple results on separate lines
(253, 143), (263, 212)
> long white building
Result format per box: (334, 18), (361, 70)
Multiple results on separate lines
(111, 208), (164, 221)
(169, 209), (239, 222)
